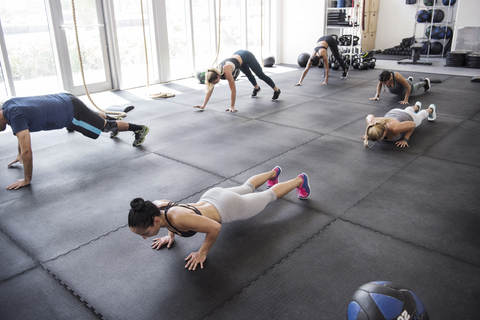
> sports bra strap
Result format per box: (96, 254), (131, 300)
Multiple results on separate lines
(161, 201), (202, 237)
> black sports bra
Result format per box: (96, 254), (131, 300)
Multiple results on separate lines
(219, 58), (241, 80)
(314, 46), (328, 52)
(161, 202), (202, 238)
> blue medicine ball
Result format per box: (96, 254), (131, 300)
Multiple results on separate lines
(416, 10), (431, 23)
(423, 0), (437, 6)
(432, 26), (453, 39)
(421, 41), (429, 54)
(429, 9), (444, 22)
(443, 0), (456, 5)
(347, 281), (429, 320)
(425, 25), (436, 38)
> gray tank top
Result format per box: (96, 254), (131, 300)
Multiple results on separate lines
(382, 109), (413, 142)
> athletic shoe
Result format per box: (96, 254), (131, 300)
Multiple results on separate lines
(133, 125), (149, 146)
(252, 87), (261, 97)
(322, 71), (326, 78)
(414, 101), (422, 113)
(428, 104), (437, 121)
(408, 76), (414, 82)
(267, 166), (282, 188)
(272, 89), (281, 100)
(110, 129), (119, 139)
(424, 78), (431, 92)
(296, 173), (311, 200)
(341, 69), (348, 79)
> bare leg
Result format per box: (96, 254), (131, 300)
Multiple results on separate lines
(116, 121), (129, 131)
(270, 176), (303, 199)
(245, 168), (278, 189)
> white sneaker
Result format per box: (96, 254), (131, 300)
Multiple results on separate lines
(428, 104), (437, 121)
(415, 101), (422, 113)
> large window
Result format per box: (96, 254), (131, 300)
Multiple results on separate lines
(0, 0), (273, 96)
(217, 0), (242, 59)
(113, 0), (155, 89)
(0, 0), (59, 96)
(165, 0), (191, 79)
(60, 0), (107, 86)
(192, 0), (213, 72)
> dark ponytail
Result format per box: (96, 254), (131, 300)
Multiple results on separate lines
(128, 197), (160, 229)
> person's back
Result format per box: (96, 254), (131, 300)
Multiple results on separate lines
(2, 93), (73, 134)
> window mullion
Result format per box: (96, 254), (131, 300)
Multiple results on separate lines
(0, 19), (15, 97)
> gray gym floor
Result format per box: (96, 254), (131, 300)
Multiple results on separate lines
(1, 59), (479, 319)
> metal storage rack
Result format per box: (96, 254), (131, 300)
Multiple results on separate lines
(324, 0), (364, 67)
(413, 0), (457, 57)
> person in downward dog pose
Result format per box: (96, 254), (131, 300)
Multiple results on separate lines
(294, 35), (348, 86)
(128, 166), (311, 270)
(194, 50), (281, 112)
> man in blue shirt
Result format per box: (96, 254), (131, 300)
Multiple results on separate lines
(0, 93), (149, 190)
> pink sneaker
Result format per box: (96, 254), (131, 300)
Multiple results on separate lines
(267, 166), (282, 188)
(296, 173), (311, 199)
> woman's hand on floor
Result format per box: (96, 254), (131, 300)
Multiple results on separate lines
(151, 235), (174, 249)
(185, 252), (206, 270)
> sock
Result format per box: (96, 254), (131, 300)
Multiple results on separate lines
(128, 124), (143, 132)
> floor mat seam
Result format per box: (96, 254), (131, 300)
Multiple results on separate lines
(202, 215), (337, 319)
(0, 228), (105, 319)
(337, 217), (480, 269)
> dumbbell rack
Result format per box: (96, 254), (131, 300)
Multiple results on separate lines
(412, 0), (457, 58)
(324, 0), (364, 67)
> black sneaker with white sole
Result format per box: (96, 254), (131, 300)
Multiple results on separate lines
(272, 89), (281, 100)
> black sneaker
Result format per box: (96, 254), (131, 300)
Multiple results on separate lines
(272, 89), (281, 100)
(341, 69), (348, 79)
(252, 87), (261, 97)
(110, 129), (119, 139)
(424, 78), (431, 92)
(133, 125), (149, 147)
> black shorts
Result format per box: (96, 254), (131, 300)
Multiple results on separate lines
(65, 93), (105, 139)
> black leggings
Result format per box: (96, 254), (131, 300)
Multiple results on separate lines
(317, 36), (348, 71)
(234, 50), (276, 89)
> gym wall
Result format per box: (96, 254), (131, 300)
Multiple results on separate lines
(277, 0), (479, 65)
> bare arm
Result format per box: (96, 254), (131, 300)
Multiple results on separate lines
(7, 129), (33, 190)
(322, 55), (329, 85)
(390, 121), (415, 147)
(395, 73), (412, 105)
(370, 82), (383, 101)
(168, 210), (222, 270)
(194, 87), (215, 110)
(223, 66), (237, 112)
(295, 59), (313, 86)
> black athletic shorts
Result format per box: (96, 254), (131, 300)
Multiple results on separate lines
(65, 93), (105, 139)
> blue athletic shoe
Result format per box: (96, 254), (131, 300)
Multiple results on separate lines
(267, 166), (282, 188)
(297, 173), (311, 199)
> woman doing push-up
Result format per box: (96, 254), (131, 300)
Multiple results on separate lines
(128, 167), (311, 271)
(362, 101), (437, 148)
